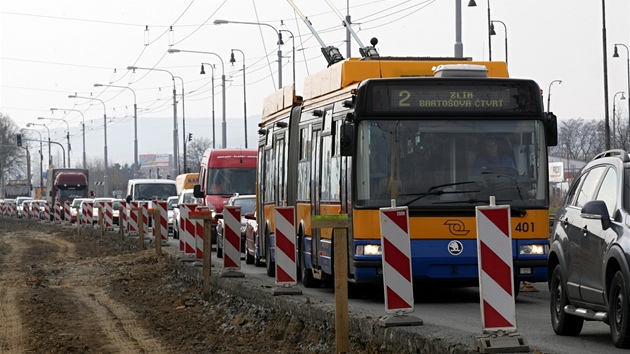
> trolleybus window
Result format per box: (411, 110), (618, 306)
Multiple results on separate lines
(355, 119), (547, 208)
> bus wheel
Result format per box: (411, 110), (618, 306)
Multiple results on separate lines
(265, 233), (275, 277)
(301, 238), (320, 288)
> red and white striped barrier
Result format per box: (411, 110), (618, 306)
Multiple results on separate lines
(274, 207), (297, 286)
(63, 201), (72, 224)
(476, 199), (516, 332)
(103, 201), (114, 230)
(128, 201), (140, 235)
(179, 204), (198, 255)
(141, 202), (149, 233)
(0, 201), (6, 217)
(30, 201), (39, 219)
(118, 201), (127, 231)
(54, 201), (62, 223)
(9, 202), (17, 218)
(379, 205), (414, 313)
(222, 206), (242, 270)
(42, 202), (51, 222)
(82, 201), (93, 226)
(154, 201), (168, 242)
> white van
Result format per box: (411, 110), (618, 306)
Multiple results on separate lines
(125, 179), (177, 203)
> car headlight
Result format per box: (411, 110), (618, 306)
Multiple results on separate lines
(519, 244), (547, 255)
(356, 244), (382, 256)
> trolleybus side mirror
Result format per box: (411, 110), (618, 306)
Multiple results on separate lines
(545, 112), (558, 146)
(193, 184), (203, 198)
(340, 121), (354, 156)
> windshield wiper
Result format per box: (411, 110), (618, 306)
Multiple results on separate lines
(401, 182), (478, 206)
(436, 197), (527, 217)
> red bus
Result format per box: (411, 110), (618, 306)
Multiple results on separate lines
(193, 148), (257, 242)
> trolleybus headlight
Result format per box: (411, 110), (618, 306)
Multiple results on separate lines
(356, 244), (382, 256)
(519, 244), (546, 255)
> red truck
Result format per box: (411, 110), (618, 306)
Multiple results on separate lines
(46, 168), (90, 219)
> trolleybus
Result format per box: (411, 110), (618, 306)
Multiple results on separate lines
(255, 57), (557, 295)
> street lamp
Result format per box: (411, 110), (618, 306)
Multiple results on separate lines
(94, 83), (139, 177)
(613, 44), (630, 131)
(490, 20), (508, 67)
(467, 0), (492, 61)
(547, 80), (562, 113)
(68, 94), (109, 197)
(613, 91), (626, 148)
(38, 117), (70, 168)
(279, 29), (296, 86)
(230, 49), (248, 148)
(50, 108), (86, 169)
(214, 19), (284, 89)
(168, 48), (227, 149)
(201, 63), (217, 149)
(26, 122), (51, 168)
(127, 66), (181, 178)
(21, 128), (44, 190)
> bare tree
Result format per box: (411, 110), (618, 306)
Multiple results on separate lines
(185, 137), (213, 174)
(0, 113), (27, 181)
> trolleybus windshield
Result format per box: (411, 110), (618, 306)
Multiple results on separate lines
(355, 119), (547, 208)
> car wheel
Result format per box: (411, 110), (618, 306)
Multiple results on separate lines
(610, 270), (630, 348)
(300, 237), (320, 288)
(550, 264), (583, 335)
(265, 233), (275, 277)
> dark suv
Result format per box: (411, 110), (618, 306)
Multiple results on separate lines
(548, 149), (630, 348)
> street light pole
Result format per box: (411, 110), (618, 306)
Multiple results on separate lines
(467, 0), (492, 60)
(127, 66), (180, 178)
(613, 91), (626, 148)
(38, 117), (70, 168)
(231, 49), (248, 148)
(94, 83), (139, 177)
(490, 20), (508, 67)
(613, 44), (630, 133)
(27, 122), (51, 168)
(50, 108), (86, 169)
(201, 63), (216, 149)
(214, 19), (284, 89)
(168, 48), (227, 149)
(68, 94), (109, 197)
(547, 80), (562, 113)
(21, 128), (44, 190)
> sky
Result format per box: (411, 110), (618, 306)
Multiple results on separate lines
(1, 0), (630, 167)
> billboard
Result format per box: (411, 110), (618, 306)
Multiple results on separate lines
(549, 162), (564, 182)
(139, 154), (171, 168)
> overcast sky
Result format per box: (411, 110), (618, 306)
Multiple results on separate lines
(1, 0), (629, 166)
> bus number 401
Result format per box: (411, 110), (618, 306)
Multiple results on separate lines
(515, 222), (534, 233)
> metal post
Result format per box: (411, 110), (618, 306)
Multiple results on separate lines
(601, 0), (611, 149)
(455, 0), (463, 57)
(232, 49), (248, 148)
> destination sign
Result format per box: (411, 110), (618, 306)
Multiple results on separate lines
(369, 83), (539, 114)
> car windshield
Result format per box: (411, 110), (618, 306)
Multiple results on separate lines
(233, 198), (255, 215)
(134, 183), (177, 201)
(181, 192), (197, 204)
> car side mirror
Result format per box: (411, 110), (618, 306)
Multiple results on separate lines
(581, 200), (612, 230)
(245, 212), (255, 220)
(125, 195), (132, 203)
(193, 184), (203, 198)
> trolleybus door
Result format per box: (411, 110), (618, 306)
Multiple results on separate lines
(311, 128), (323, 268)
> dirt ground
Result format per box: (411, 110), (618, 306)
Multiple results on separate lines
(0, 220), (388, 354)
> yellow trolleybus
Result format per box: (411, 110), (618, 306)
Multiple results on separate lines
(255, 57), (557, 295)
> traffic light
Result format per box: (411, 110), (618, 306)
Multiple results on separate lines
(16, 133), (22, 147)
(188, 133), (193, 141)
